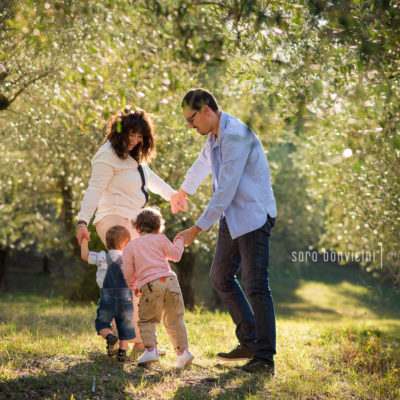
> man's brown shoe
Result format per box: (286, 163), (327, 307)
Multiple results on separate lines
(239, 357), (275, 374)
(216, 344), (254, 361)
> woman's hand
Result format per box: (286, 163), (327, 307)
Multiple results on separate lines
(170, 188), (189, 214)
(77, 225), (91, 245)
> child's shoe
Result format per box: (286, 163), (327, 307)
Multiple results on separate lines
(177, 349), (194, 368)
(130, 347), (166, 361)
(117, 349), (127, 362)
(106, 333), (118, 358)
(137, 348), (159, 366)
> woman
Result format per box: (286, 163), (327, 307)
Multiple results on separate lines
(76, 107), (183, 353)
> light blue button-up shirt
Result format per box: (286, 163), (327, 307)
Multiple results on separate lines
(181, 111), (277, 239)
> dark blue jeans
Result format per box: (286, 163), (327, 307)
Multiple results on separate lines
(95, 288), (135, 340)
(210, 216), (276, 362)
(95, 255), (135, 341)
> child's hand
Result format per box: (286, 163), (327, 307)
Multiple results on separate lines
(80, 238), (89, 262)
(134, 288), (141, 298)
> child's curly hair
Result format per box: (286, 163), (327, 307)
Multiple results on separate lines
(132, 207), (165, 234)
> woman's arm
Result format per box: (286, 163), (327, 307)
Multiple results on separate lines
(144, 163), (176, 201)
(144, 164), (190, 213)
(76, 149), (115, 244)
(77, 160), (114, 224)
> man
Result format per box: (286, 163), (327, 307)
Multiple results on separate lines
(171, 88), (277, 374)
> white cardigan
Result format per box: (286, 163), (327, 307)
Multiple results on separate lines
(77, 140), (175, 225)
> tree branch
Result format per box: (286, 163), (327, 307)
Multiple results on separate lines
(8, 69), (55, 105)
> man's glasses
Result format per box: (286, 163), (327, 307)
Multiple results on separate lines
(186, 111), (197, 125)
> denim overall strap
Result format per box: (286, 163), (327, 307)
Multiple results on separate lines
(103, 253), (128, 289)
(102, 254), (122, 289)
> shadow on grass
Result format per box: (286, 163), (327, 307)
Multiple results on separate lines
(269, 259), (400, 321)
(172, 366), (273, 399)
(0, 352), (272, 400)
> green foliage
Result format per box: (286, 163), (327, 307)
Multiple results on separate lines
(1, 0), (399, 290)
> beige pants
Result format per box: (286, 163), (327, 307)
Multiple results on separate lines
(95, 214), (141, 344)
(138, 276), (188, 353)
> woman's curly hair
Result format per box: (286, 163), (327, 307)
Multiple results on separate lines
(102, 106), (156, 162)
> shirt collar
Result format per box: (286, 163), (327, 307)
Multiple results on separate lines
(108, 249), (123, 260)
(209, 111), (227, 149)
(218, 111), (228, 137)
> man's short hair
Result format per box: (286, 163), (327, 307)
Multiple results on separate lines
(105, 225), (131, 250)
(181, 88), (219, 112)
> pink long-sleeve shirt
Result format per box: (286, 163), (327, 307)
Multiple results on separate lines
(122, 233), (184, 291)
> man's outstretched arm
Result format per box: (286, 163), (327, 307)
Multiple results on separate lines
(171, 139), (211, 214)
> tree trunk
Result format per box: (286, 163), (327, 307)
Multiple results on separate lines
(0, 246), (10, 292)
(43, 254), (50, 275)
(58, 175), (80, 257)
(176, 247), (195, 310)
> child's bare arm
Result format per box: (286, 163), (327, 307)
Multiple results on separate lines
(81, 238), (89, 262)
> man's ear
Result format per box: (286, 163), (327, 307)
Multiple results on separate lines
(202, 105), (209, 115)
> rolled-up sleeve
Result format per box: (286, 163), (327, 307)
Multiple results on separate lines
(181, 139), (211, 195)
(196, 128), (253, 232)
(87, 251), (99, 265)
(88, 250), (107, 288)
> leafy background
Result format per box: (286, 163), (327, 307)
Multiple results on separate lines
(0, 0), (399, 304)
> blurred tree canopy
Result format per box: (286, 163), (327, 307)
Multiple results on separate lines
(0, 0), (399, 296)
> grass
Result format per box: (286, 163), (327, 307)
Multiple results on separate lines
(0, 261), (399, 399)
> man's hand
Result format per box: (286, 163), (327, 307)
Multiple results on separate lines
(170, 188), (189, 214)
(77, 225), (91, 245)
(177, 225), (202, 246)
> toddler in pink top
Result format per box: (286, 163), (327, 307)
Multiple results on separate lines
(123, 206), (194, 368)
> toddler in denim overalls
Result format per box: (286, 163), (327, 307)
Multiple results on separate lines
(81, 225), (135, 361)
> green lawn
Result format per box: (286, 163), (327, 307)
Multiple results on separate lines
(0, 262), (399, 399)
